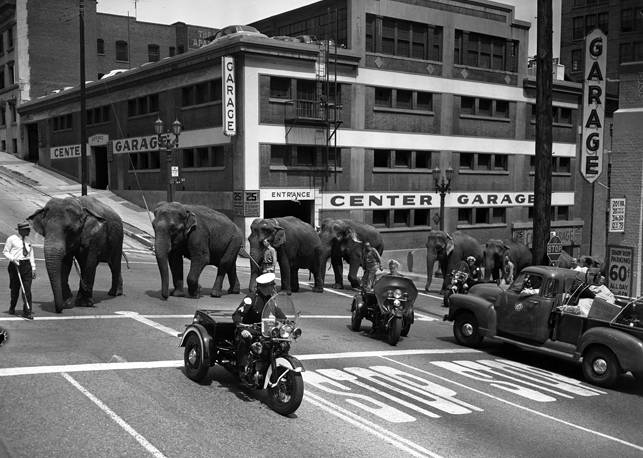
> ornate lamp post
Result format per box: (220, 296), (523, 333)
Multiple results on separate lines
(432, 166), (454, 231)
(154, 117), (182, 202)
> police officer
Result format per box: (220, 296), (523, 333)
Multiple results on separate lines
(4, 221), (36, 319)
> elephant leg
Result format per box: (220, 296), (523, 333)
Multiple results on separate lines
(108, 252), (123, 296)
(226, 263), (240, 295)
(279, 258), (292, 295)
(186, 259), (206, 298)
(75, 254), (97, 307)
(440, 260), (450, 293)
(168, 252), (184, 296)
(61, 255), (74, 306)
(290, 268), (299, 294)
(331, 255), (344, 289)
(217, 247), (240, 296)
(347, 262), (361, 289)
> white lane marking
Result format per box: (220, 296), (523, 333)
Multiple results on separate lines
(61, 372), (167, 458)
(383, 357), (643, 452)
(305, 391), (442, 458)
(113, 311), (179, 336)
(0, 312), (377, 322)
(418, 292), (443, 301)
(0, 349), (480, 377)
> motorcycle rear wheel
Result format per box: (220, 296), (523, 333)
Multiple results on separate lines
(351, 306), (362, 331)
(387, 317), (402, 346)
(268, 367), (304, 416)
(184, 333), (209, 383)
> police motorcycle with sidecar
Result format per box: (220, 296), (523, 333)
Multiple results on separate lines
(350, 273), (418, 345)
(178, 286), (305, 416)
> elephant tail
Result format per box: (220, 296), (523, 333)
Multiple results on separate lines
(121, 251), (130, 270)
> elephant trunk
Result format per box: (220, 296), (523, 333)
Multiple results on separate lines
(425, 251), (437, 292)
(44, 241), (66, 313)
(154, 235), (171, 300)
(314, 245), (332, 291)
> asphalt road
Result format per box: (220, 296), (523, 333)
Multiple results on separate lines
(0, 174), (642, 457)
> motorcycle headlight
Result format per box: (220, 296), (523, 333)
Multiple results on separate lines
(250, 341), (263, 355)
(280, 324), (294, 339)
(292, 328), (302, 340)
(393, 289), (403, 299)
(393, 299), (401, 307)
(271, 327), (280, 338)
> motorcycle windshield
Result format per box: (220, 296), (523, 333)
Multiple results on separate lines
(261, 293), (298, 337)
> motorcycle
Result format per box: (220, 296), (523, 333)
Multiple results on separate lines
(350, 274), (418, 345)
(443, 270), (469, 308)
(179, 293), (305, 416)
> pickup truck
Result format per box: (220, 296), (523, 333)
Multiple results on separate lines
(444, 265), (643, 387)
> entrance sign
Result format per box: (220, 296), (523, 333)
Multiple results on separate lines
(546, 232), (562, 262)
(580, 29), (606, 183)
(88, 133), (109, 147)
(607, 245), (633, 297)
(222, 56), (236, 136)
(608, 198), (625, 232)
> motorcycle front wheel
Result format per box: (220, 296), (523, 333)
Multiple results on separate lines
(387, 317), (402, 346)
(183, 333), (209, 383)
(268, 367), (304, 416)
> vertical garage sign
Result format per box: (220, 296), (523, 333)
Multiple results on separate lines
(222, 56), (236, 136)
(580, 29), (606, 183)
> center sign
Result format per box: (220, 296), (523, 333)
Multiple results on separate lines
(580, 28), (606, 183)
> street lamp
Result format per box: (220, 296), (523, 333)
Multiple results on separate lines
(432, 166), (454, 231)
(154, 117), (182, 202)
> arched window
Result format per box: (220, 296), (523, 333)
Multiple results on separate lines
(148, 44), (160, 62)
(97, 38), (104, 55)
(115, 40), (128, 61)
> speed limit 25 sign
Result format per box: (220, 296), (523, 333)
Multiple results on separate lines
(607, 245), (633, 297)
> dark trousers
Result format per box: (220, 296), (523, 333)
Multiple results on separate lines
(9, 261), (32, 313)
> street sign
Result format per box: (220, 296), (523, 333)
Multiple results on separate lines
(546, 233), (563, 262)
(171, 166), (179, 177)
(607, 245), (633, 297)
(608, 198), (625, 232)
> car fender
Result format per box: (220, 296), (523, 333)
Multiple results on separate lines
(448, 293), (496, 337)
(577, 327), (643, 373)
(178, 324), (214, 366)
(263, 355), (305, 389)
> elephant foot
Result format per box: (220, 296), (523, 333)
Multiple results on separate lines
(332, 283), (344, 290)
(349, 281), (361, 289)
(227, 287), (240, 295)
(170, 288), (184, 297)
(108, 287), (123, 297)
(210, 290), (222, 298)
(75, 296), (95, 308)
(312, 286), (324, 293)
(424, 285), (431, 293)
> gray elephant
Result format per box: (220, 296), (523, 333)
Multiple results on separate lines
(27, 196), (124, 313)
(247, 216), (322, 294)
(483, 239), (533, 281)
(152, 202), (242, 299)
(425, 230), (482, 293)
(314, 218), (384, 291)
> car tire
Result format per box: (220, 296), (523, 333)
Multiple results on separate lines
(582, 346), (621, 388)
(183, 333), (209, 383)
(453, 312), (482, 347)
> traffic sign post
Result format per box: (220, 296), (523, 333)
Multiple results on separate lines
(546, 232), (563, 264)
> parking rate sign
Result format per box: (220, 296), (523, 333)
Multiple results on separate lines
(580, 29), (606, 183)
(607, 245), (633, 297)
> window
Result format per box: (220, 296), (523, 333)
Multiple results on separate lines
(372, 210), (389, 227)
(454, 30), (515, 71)
(297, 80), (316, 101)
(571, 49), (582, 71)
(461, 97), (475, 115)
(478, 98), (492, 116)
(148, 44), (160, 62)
(585, 14), (597, 35)
(553, 157), (571, 173)
(374, 149), (390, 167)
(127, 94), (159, 117)
(393, 210), (410, 226)
(365, 14), (443, 61)
(621, 8), (634, 32)
(0, 69), (4, 89)
(396, 90), (412, 109)
(182, 145), (225, 168)
(460, 97), (510, 119)
(374, 149), (432, 169)
(97, 38), (104, 55)
(269, 144), (341, 168)
(169, 46), (176, 57)
(128, 152), (159, 171)
(0, 34), (4, 54)
(460, 152), (474, 169)
(553, 106), (573, 125)
(495, 100), (509, 118)
(7, 26), (12, 49)
(115, 40), (128, 61)
(270, 145), (289, 166)
(270, 77), (290, 99)
(414, 209), (430, 226)
(7, 62), (13, 85)
(598, 12), (608, 34)
(554, 206), (570, 221)
(375, 87), (392, 107)
(458, 208), (505, 225)
(181, 79), (221, 107)
(459, 152), (508, 172)
(417, 92), (433, 111)
(52, 114), (73, 131)
(394, 150), (411, 168)
(415, 151), (431, 168)
(86, 106), (110, 125)
(295, 146), (315, 166)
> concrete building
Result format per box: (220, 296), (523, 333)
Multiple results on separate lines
(0, 0), (216, 158)
(18, 0), (588, 256)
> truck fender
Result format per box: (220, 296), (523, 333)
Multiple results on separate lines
(448, 294), (496, 337)
(577, 327), (643, 374)
(263, 355), (305, 389)
(178, 323), (214, 366)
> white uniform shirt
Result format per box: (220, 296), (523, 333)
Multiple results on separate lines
(3, 234), (36, 271)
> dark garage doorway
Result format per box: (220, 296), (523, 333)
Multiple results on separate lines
(263, 200), (313, 224)
(93, 146), (108, 189)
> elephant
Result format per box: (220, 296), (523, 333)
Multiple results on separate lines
(314, 218), (384, 292)
(27, 196), (124, 313)
(483, 239), (533, 281)
(247, 216), (322, 294)
(425, 230), (483, 293)
(152, 201), (242, 299)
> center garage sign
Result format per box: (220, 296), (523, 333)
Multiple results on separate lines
(322, 192), (573, 209)
(111, 135), (167, 154)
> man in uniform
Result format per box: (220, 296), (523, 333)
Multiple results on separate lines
(4, 221), (36, 319)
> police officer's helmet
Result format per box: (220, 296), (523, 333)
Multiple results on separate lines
(466, 256), (476, 264)
(256, 272), (275, 290)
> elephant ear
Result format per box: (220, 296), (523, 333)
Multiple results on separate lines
(272, 225), (286, 247)
(185, 211), (197, 235)
(445, 233), (455, 256)
(27, 208), (47, 236)
(83, 207), (106, 222)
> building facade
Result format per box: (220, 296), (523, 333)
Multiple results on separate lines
(19, 0), (587, 256)
(0, 0), (215, 157)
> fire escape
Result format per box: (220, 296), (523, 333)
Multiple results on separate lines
(285, 38), (342, 186)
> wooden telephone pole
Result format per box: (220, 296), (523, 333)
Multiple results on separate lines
(533, 0), (553, 265)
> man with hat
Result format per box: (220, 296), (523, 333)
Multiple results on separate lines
(3, 221), (36, 319)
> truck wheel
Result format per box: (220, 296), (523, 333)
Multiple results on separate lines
(453, 312), (482, 347)
(582, 346), (620, 388)
(184, 333), (209, 383)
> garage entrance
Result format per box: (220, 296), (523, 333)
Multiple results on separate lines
(263, 200), (313, 224)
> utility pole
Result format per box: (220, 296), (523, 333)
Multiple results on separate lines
(79, 0), (87, 196)
(533, 0), (553, 265)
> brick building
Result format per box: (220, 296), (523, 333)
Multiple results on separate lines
(19, 0), (588, 255)
(0, 0), (215, 157)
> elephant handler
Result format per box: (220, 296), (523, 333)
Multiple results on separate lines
(261, 239), (278, 274)
(3, 221), (36, 319)
(361, 241), (382, 291)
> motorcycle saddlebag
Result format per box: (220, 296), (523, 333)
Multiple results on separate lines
(194, 310), (236, 341)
